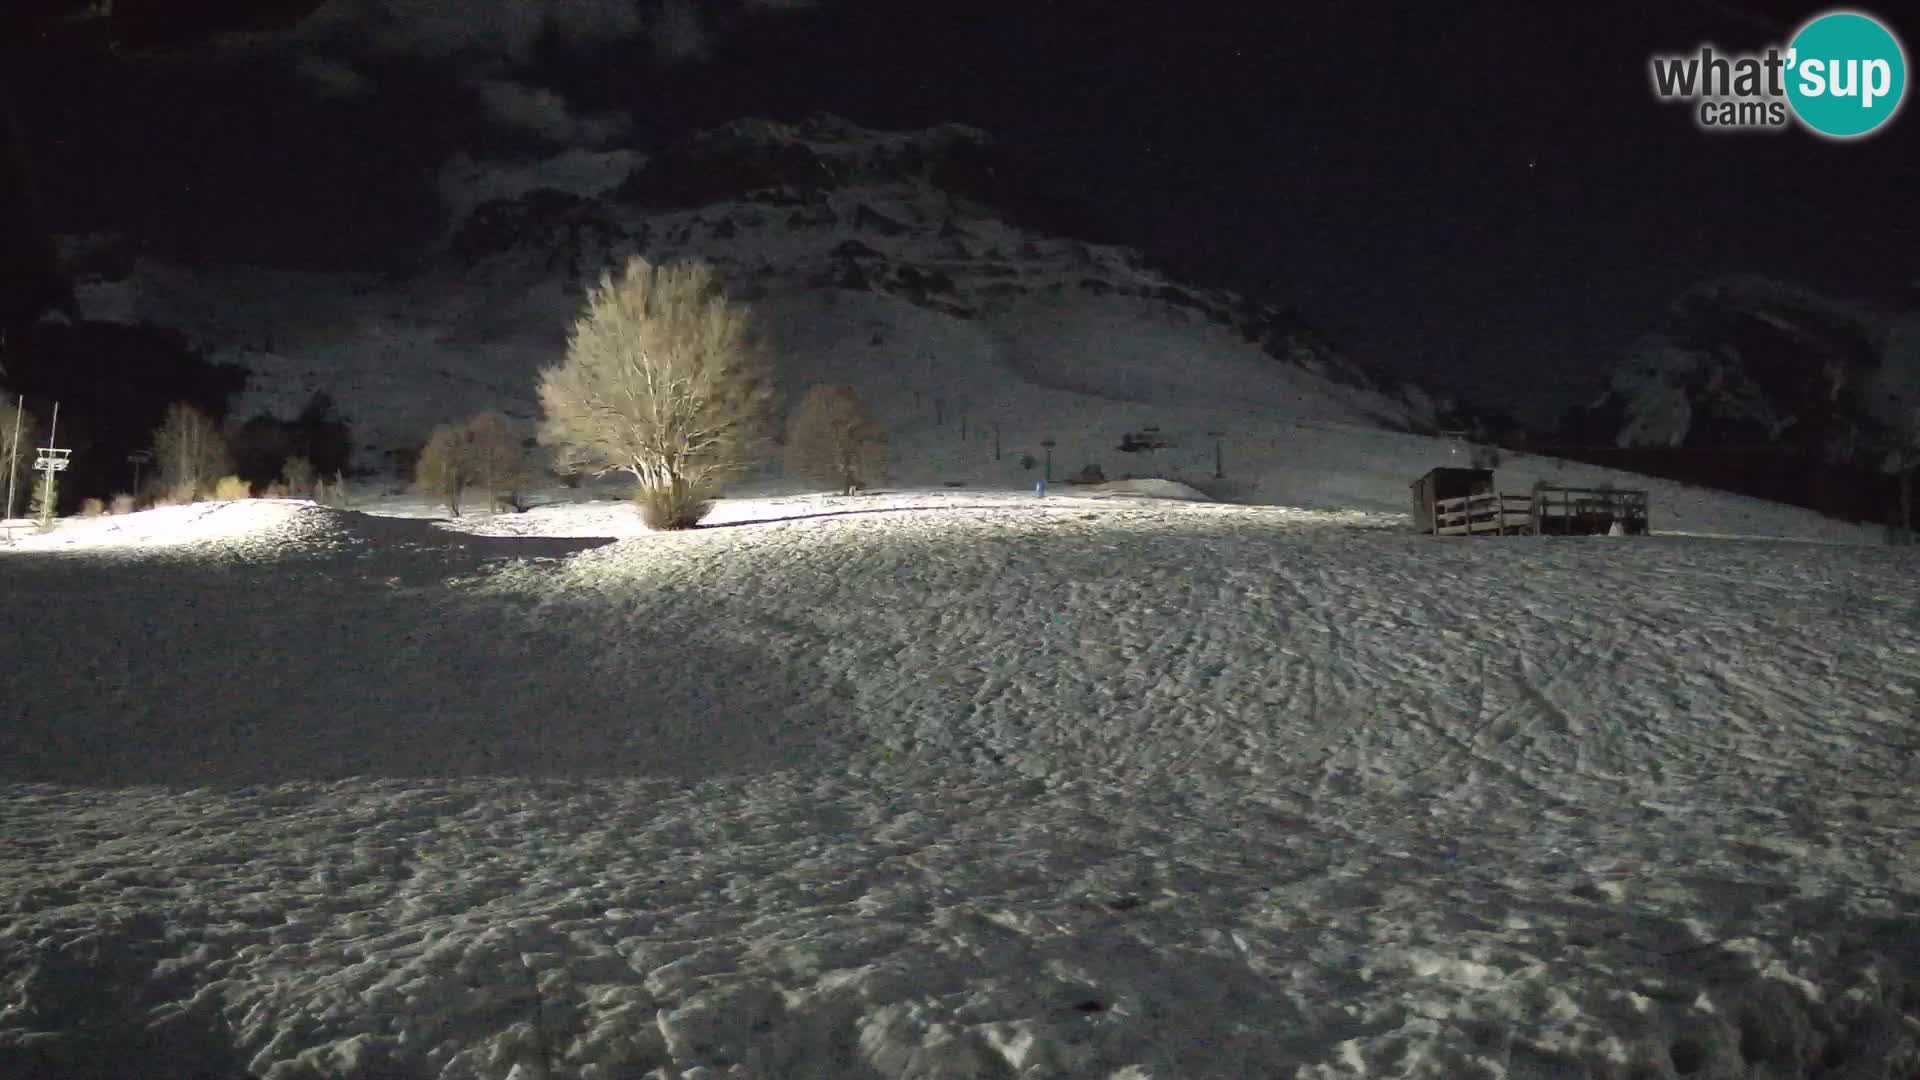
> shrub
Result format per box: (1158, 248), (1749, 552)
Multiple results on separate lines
(152, 403), (230, 502)
(784, 384), (888, 495)
(636, 478), (713, 530)
(415, 424), (469, 516)
(537, 256), (775, 530)
(280, 455), (316, 496)
(213, 475), (252, 501)
(464, 411), (525, 512)
(82, 497), (105, 517)
(110, 493), (136, 515)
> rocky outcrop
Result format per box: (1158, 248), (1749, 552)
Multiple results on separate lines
(613, 114), (995, 211)
(1572, 276), (1919, 472)
(448, 188), (628, 281)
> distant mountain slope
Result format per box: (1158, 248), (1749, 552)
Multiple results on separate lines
(43, 117), (1893, 540)
(64, 114), (1447, 479)
(1573, 275), (1920, 474)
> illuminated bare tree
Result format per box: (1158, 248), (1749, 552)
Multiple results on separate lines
(785, 384), (888, 495)
(415, 423), (474, 517)
(152, 402), (229, 503)
(464, 411), (526, 511)
(537, 257), (774, 529)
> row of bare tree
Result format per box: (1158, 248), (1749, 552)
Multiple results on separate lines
(442, 257), (890, 528)
(2, 399), (331, 517)
(14, 257), (892, 527)
(414, 412), (525, 517)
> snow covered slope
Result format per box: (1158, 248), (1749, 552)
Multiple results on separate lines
(2, 494), (1917, 1079)
(65, 117), (1432, 471)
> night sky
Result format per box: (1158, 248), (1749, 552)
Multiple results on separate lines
(6, 0), (1918, 425)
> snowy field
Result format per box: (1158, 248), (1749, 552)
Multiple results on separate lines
(2, 490), (1918, 1080)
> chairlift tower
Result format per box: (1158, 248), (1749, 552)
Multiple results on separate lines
(33, 402), (69, 527)
(128, 449), (152, 495)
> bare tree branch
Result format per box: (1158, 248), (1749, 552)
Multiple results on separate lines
(537, 257), (774, 528)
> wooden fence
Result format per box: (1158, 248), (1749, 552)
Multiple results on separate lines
(1430, 487), (1649, 537)
(1433, 492), (1535, 536)
(1530, 486), (1649, 536)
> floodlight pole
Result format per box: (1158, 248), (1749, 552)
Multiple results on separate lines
(5, 394), (21, 520)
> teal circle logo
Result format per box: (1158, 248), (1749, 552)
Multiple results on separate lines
(1786, 11), (1907, 138)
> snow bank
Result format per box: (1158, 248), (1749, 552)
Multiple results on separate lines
(1066, 478), (1213, 501)
(4, 500), (342, 553)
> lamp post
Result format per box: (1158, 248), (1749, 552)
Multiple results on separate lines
(1040, 437), (1055, 483)
(5, 394), (22, 520)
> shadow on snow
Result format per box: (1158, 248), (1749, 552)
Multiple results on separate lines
(0, 515), (828, 789)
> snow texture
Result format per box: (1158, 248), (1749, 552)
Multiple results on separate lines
(3, 491), (1918, 1080)
(14, 120), (1917, 1079)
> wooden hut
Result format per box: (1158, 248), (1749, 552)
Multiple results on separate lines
(1410, 467), (1493, 534)
(1411, 466), (1652, 537)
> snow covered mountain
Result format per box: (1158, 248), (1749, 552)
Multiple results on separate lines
(1573, 276), (1920, 473)
(65, 115), (1446, 485)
